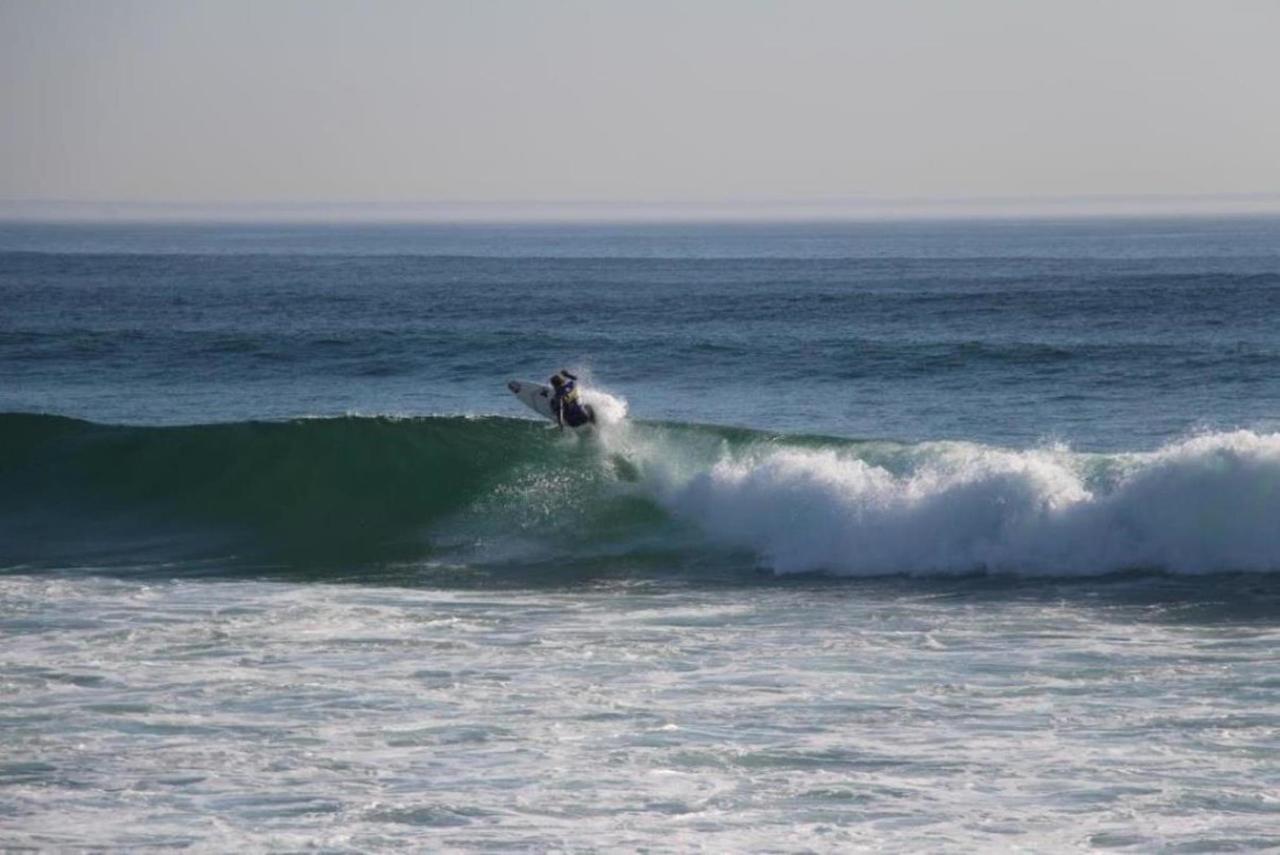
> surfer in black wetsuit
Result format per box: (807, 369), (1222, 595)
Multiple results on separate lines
(549, 370), (595, 429)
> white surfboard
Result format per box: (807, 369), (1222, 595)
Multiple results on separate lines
(507, 379), (594, 429)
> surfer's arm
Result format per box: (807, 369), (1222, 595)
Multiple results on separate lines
(560, 369), (577, 381)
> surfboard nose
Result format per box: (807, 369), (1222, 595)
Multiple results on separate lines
(507, 380), (521, 394)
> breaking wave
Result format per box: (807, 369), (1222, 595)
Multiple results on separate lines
(3, 411), (1280, 578)
(653, 430), (1280, 576)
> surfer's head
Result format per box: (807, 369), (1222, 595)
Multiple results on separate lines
(550, 375), (564, 388)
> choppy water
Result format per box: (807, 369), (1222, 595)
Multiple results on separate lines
(5, 575), (1280, 851)
(3, 218), (1280, 850)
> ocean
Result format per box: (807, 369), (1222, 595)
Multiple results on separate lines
(3, 218), (1280, 850)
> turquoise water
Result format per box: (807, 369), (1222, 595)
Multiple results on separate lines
(3, 219), (1280, 849)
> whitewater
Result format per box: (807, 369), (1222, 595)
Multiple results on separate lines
(4, 219), (1280, 850)
(647, 429), (1280, 577)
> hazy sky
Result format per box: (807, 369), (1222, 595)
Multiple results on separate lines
(3, 0), (1279, 211)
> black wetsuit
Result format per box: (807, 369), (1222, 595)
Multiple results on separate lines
(552, 376), (593, 427)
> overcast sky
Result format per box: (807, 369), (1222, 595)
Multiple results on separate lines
(2, 0), (1279, 215)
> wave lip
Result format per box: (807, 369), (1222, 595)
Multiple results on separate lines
(657, 430), (1280, 577)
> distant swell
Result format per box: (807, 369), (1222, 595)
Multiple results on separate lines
(4, 412), (1280, 578)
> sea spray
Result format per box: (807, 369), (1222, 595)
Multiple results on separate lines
(580, 385), (630, 426)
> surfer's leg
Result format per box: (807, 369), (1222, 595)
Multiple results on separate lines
(564, 405), (593, 428)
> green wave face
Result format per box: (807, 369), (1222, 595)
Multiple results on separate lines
(0, 414), (609, 568)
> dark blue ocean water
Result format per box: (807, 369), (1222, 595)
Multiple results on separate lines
(4, 219), (1280, 850)
(4, 218), (1280, 447)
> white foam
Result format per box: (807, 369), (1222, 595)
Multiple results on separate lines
(580, 387), (629, 426)
(628, 429), (1280, 576)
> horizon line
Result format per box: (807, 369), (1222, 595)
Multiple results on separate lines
(3, 193), (1280, 224)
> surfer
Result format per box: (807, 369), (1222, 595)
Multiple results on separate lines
(549, 370), (595, 429)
